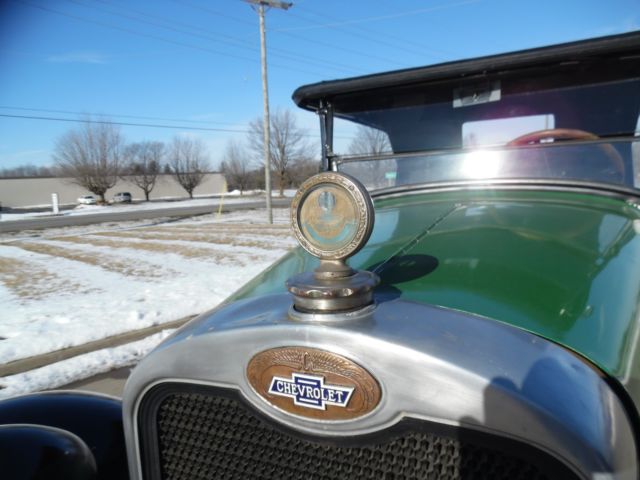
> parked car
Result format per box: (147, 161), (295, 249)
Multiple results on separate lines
(76, 195), (96, 205)
(2, 32), (640, 479)
(113, 192), (132, 204)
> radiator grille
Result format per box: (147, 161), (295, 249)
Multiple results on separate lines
(138, 384), (577, 480)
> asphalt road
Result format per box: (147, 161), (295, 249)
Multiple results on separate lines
(63, 366), (131, 398)
(0, 197), (291, 233)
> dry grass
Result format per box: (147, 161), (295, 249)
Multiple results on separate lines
(2, 221), (294, 300)
(94, 222), (292, 239)
(13, 242), (165, 278)
(50, 235), (265, 265)
(161, 223), (291, 235)
(0, 256), (88, 300)
(89, 229), (293, 250)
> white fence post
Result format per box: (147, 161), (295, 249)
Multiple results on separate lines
(52, 193), (59, 215)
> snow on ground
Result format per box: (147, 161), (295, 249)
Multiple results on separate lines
(0, 330), (174, 399)
(0, 207), (295, 397)
(0, 190), (296, 221)
(228, 189), (296, 197)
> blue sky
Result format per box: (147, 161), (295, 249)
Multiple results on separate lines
(1, 0), (638, 169)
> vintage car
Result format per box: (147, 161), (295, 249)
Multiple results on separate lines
(77, 195), (97, 205)
(2, 31), (640, 479)
(113, 192), (133, 204)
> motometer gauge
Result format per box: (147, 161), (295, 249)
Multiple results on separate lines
(287, 172), (379, 314)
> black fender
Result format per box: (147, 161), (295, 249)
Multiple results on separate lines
(0, 424), (97, 479)
(0, 391), (128, 480)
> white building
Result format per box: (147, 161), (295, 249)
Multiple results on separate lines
(0, 173), (226, 208)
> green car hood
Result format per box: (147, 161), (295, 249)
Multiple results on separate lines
(228, 189), (640, 402)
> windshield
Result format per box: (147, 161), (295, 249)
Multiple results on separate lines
(331, 73), (640, 192)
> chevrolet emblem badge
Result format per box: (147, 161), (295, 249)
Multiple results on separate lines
(247, 347), (381, 421)
(268, 372), (354, 410)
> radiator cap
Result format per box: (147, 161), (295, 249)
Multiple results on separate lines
(287, 172), (379, 313)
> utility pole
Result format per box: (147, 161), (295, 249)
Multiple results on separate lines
(245, 0), (292, 224)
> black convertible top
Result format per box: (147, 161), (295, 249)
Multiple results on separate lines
(292, 31), (640, 111)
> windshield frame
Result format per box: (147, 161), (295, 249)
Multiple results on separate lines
(333, 135), (640, 199)
(302, 33), (640, 198)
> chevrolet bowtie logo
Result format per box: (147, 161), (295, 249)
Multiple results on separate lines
(268, 372), (354, 410)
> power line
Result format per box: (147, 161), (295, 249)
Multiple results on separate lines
(270, 28), (408, 69)
(285, 2), (469, 61)
(0, 113), (356, 140)
(172, 0), (257, 28)
(71, 0), (362, 75)
(279, 0), (480, 32)
(96, 0), (364, 74)
(0, 106), (248, 127)
(0, 113), (249, 133)
(285, 9), (448, 61)
(13, 0), (327, 77)
(174, 0), (406, 69)
(15, 0), (251, 63)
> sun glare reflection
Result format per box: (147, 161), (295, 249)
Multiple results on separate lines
(462, 150), (503, 179)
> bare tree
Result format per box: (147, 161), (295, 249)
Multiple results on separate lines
(123, 141), (164, 201)
(0, 164), (55, 178)
(220, 139), (252, 195)
(248, 109), (313, 197)
(348, 125), (391, 155)
(288, 157), (319, 187)
(168, 136), (210, 198)
(346, 125), (395, 189)
(53, 120), (123, 202)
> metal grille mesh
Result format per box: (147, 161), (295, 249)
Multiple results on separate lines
(154, 391), (553, 480)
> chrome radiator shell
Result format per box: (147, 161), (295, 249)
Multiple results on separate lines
(122, 294), (638, 480)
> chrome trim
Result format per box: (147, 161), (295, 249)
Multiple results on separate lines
(123, 294), (638, 480)
(287, 302), (377, 323)
(290, 172), (374, 261)
(333, 135), (638, 165)
(130, 378), (239, 480)
(286, 270), (379, 312)
(369, 180), (640, 202)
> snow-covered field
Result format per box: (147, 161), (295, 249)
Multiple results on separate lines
(0, 330), (174, 398)
(0, 208), (295, 398)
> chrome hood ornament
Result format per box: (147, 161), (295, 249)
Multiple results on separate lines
(287, 172), (379, 313)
